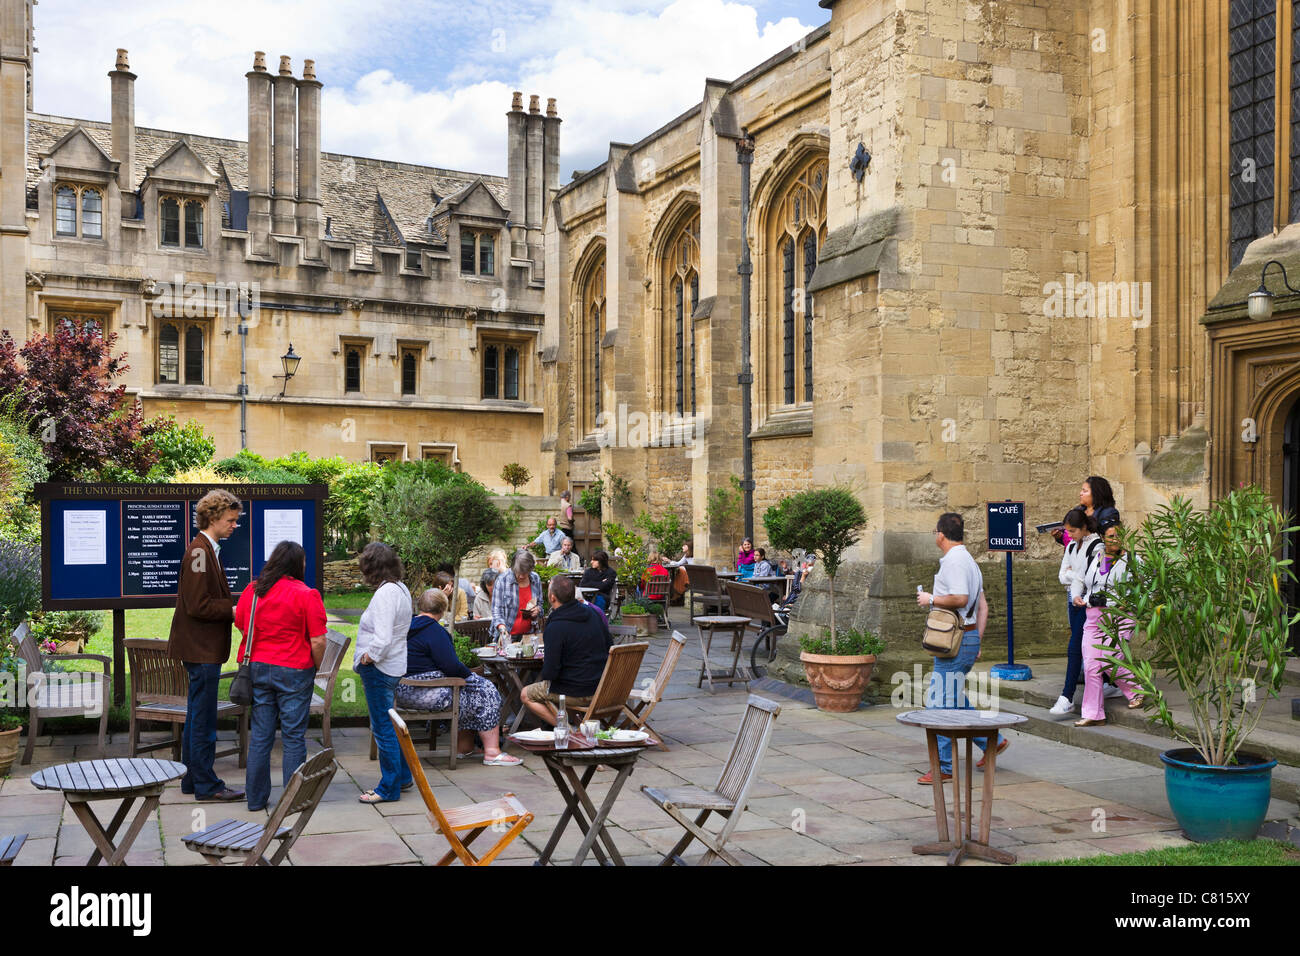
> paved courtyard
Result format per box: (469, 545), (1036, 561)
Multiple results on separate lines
(3, 631), (1297, 866)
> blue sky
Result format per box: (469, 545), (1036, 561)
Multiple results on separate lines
(31, 0), (826, 177)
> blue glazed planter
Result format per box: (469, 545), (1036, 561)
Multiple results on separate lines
(1159, 748), (1277, 843)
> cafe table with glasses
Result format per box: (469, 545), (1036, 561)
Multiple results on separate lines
(477, 642), (546, 734)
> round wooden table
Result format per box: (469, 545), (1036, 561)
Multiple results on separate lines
(31, 757), (187, 865)
(895, 710), (1027, 866)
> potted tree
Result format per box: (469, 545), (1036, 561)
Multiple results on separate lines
(765, 487), (875, 712)
(604, 522), (651, 632)
(1103, 487), (1298, 842)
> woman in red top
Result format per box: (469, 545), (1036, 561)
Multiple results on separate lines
(234, 541), (328, 812)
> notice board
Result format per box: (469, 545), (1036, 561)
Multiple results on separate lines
(37, 483), (328, 611)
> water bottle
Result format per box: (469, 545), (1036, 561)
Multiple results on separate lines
(554, 694), (570, 749)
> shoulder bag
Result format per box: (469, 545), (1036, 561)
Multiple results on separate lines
(921, 604), (964, 658)
(228, 592), (257, 706)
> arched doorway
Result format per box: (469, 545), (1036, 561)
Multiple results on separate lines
(1285, 396), (1300, 651)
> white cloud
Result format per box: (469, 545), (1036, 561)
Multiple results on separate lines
(32, 0), (819, 176)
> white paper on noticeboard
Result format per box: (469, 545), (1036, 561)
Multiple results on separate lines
(263, 509), (304, 561)
(64, 510), (107, 565)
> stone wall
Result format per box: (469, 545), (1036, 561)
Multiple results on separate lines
(751, 433), (815, 535)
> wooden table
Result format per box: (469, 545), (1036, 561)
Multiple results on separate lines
(895, 710), (1027, 865)
(515, 733), (652, 866)
(480, 652), (546, 734)
(748, 575), (792, 600)
(693, 615), (753, 692)
(716, 569), (740, 580)
(31, 757), (187, 865)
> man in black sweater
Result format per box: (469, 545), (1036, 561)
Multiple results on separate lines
(521, 575), (611, 724)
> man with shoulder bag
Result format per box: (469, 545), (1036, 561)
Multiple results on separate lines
(914, 512), (1007, 785)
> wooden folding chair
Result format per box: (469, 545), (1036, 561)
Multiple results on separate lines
(391, 710), (533, 866)
(182, 748), (338, 865)
(371, 676), (465, 770)
(310, 628), (351, 748)
(642, 573), (671, 628)
(642, 694), (781, 865)
(569, 641), (649, 728)
(13, 621), (109, 765)
(686, 564), (730, 618)
(454, 617), (494, 647)
(617, 630), (687, 749)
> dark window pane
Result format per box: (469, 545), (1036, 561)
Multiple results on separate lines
(1229, 0), (1276, 268)
(782, 236), (795, 405)
(81, 190), (102, 238)
(483, 345), (498, 398)
(161, 198), (180, 246)
(593, 305), (602, 417)
(505, 347), (519, 400)
(674, 279), (684, 416)
(345, 348), (361, 392)
(56, 187), (77, 235)
(480, 235), (494, 276)
(184, 325), (204, 384)
(690, 273), (698, 414)
(402, 351), (417, 394)
(461, 232), (476, 273)
(159, 324), (179, 383)
(184, 201), (203, 247)
(804, 231), (817, 403)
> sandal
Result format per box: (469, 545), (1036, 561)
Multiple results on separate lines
(358, 790), (390, 804)
(1074, 718), (1107, 727)
(482, 753), (522, 766)
(1128, 695), (1146, 709)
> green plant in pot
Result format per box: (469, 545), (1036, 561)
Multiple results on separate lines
(0, 631), (26, 776)
(618, 603), (653, 635)
(765, 486), (871, 712)
(27, 609), (104, 655)
(1101, 487), (1298, 842)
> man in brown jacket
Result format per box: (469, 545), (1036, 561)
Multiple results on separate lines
(168, 489), (244, 801)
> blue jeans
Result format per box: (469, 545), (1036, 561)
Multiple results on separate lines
(181, 661), (224, 797)
(358, 663), (410, 800)
(1060, 599), (1086, 699)
(592, 593), (608, 611)
(926, 634), (1005, 774)
(247, 661), (316, 811)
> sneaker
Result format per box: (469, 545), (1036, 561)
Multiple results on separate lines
(1103, 684), (1124, 699)
(1048, 695), (1074, 716)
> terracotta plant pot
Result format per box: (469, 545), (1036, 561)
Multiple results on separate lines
(800, 651), (877, 713)
(52, 638), (85, 655)
(622, 613), (655, 636)
(0, 726), (22, 777)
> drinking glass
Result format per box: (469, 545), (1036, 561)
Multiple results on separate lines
(553, 723), (569, 750)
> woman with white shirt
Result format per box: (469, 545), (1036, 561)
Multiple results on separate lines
(353, 542), (413, 803)
(1049, 508), (1101, 717)
(1074, 510), (1143, 726)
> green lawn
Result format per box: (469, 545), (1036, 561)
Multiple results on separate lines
(42, 596), (373, 732)
(1028, 839), (1300, 866)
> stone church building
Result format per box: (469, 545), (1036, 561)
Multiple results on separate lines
(3, 0), (1300, 661)
(1, 0), (558, 490)
(539, 0), (1300, 660)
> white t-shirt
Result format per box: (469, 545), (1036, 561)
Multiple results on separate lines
(933, 544), (982, 626)
(354, 580), (412, 677)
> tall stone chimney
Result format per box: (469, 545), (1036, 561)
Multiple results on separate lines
(108, 49), (135, 192)
(525, 94), (544, 262)
(543, 97), (561, 206)
(272, 55), (298, 235)
(507, 91), (527, 259)
(296, 58), (322, 257)
(246, 51), (273, 251)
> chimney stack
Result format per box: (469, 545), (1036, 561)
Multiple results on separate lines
(296, 58), (322, 257)
(543, 97), (561, 207)
(507, 91), (527, 259)
(271, 55), (298, 235)
(525, 94), (544, 262)
(108, 49), (135, 192)
(246, 51), (273, 252)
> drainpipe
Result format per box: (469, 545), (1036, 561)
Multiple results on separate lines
(737, 130), (755, 542)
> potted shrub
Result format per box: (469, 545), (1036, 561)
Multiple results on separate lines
(27, 609), (103, 655)
(765, 486), (870, 711)
(0, 631), (25, 776)
(1103, 487), (1298, 842)
(619, 603), (654, 636)
(798, 627), (885, 712)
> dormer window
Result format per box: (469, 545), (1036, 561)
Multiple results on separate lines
(161, 196), (204, 249)
(460, 230), (495, 276)
(54, 184), (103, 239)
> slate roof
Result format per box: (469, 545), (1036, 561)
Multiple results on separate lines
(26, 113), (510, 263)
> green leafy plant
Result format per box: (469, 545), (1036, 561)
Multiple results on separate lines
(27, 609), (105, 647)
(0, 538), (40, 634)
(0, 393), (46, 542)
(620, 603), (648, 617)
(799, 627), (884, 657)
(602, 469), (634, 512)
(1101, 487), (1299, 767)
(642, 601), (665, 618)
(578, 479), (604, 520)
(603, 521), (649, 593)
(635, 510), (690, 558)
(700, 474), (744, 538)
(537, 563), (565, 583)
(500, 462), (531, 493)
(764, 486), (867, 652)
(453, 633), (479, 669)
(144, 417), (216, 480)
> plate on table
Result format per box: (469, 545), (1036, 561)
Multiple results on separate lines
(597, 729), (650, 746)
(511, 729), (555, 743)
(475, 646), (498, 658)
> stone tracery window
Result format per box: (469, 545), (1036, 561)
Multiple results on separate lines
(767, 157), (827, 410)
(662, 212), (699, 417)
(579, 255), (606, 436)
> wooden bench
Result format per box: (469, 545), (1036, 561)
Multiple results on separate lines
(309, 629), (351, 748)
(13, 621), (109, 765)
(124, 638), (247, 767)
(0, 834), (27, 866)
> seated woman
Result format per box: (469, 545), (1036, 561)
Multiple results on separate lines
(579, 549), (617, 611)
(638, 551), (669, 602)
(736, 537), (756, 579)
(473, 568), (497, 620)
(399, 589), (521, 766)
(751, 548), (775, 578)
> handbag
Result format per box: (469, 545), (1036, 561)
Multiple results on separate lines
(921, 605), (964, 658)
(228, 592), (257, 706)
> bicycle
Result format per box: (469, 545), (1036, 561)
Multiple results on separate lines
(749, 606), (790, 676)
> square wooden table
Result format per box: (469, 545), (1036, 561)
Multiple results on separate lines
(895, 710), (1027, 865)
(693, 615), (753, 692)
